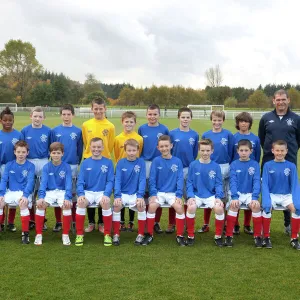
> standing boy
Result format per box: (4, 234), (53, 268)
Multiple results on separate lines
(261, 140), (300, 250)
(82, 97), (115, 233)
(75, 138), (114, 247)
(142, 135), (186, 246)
(138, 104), (169, 234)
(51, 104), (83, 230)
(199, 111), (234, 233)
(114, 111), (143, 231)
(168, 107), (199, 233)
(0, 141), (35, 243)
(224, 139), (262, 248)
(21, 106), (51, 230)
(113, 139), (146, 245)
(34, 142), (73, 246)
(186, 139), (225, 247)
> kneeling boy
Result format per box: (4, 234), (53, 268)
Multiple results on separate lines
(262, 140), (300, 250)
(224, 139), (262, 248)
(0, 141), (35, 243)
(75, 137), (114, 246)
(186, 139), (225, 247)
(34, 142), (72, 246)
(113, 139), (146, 246)
(142, 135), (186, 246)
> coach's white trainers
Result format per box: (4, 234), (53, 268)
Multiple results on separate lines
(34, 234), (43, 246)
(62, 234), (71, 246)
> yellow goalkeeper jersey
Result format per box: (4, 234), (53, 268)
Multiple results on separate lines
(114, 131), (143, 162)
(82, 118), (115, 159)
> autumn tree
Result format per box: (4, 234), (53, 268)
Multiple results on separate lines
(247, 90), (270, 109)
(205, 64), (223, 87)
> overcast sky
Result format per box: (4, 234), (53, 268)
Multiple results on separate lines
(1, 0), (300, 89)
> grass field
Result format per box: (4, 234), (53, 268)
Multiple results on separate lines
(1, 113), (300, 300)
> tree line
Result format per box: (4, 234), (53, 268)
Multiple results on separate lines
(1, 39), (300, 109)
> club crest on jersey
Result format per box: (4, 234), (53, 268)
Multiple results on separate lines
(102, 129), (108, 136)
(101, 165), (108, 173)
(284, 168), (290, 176)
(220, 138), (228, 146)
(157, 133), (163, 139)
(189, 138), (195, 146)
(59, 171), (65, 179)
(40, 134), (48, 143)
(248, 167), (255, 176)
(208, 170), (216, 179)
(70, 132), (77, 140)
(11, 138), (19, 145)
(134, 165), (140, 173)
(286, 118), (294, 126)
(22, 170), (28, 178)
(171, 164), (178, 172)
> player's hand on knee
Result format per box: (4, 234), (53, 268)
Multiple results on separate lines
(175, 197), (183, 205)
(77, 196), (86, 207)
(0, 196), (5, 208)
(249, 200), (260, 210)
(63, 200), (72, 209)
(149, 196), (157, 204)
(19, 197), (29, 208)
(187, 198), (195, 206)
(37, 199), (46, 209)
(114, 198), (122, 207)
(136, 198), (145, 209)
(101, 196), (110, 206)
(215, 198), (224, 208)
(231, 200), (240, 209)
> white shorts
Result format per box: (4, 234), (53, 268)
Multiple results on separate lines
(121, 193), (138, 211)
(28, 158), (49, 177)
(145, 161), (152, 179)
(270, 194), (293, 209)
(44, 190), (66, 207)
(155, 192), (176, 206)
(4, 191), (33, 208)
(84, 191), (104, 206)
(195, 195), (216, 209)
(227, 193), (252, 209)
(220, 163), (230, 180)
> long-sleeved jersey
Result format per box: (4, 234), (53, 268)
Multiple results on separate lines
(38, 161), (72, 201)
(186, 160), (223, 199)
(229, 159), (261, 200)
(138, 123), (169, 161)
(114, 157), (146, 199)
(50, 125), (83, 165)
(262, 160), (299, 212)
(82, 118), (115, 159)
(170, 128), (199, 168)
(21, 125), (51, 159)
(76, 157), (114, 197)
(258, 108), (300, 166)
(0, 130), (24, 164)
(149, 156), (183, 198)
(114, 131), (143, 163)
(202, 129), (234, 164)
(0, 160), (35, 197)
(233, 132), (261, 162)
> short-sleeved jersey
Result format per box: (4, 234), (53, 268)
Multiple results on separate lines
(138, 123), (169, 161)
(51, 125), (83, 165)
(21, 125), (51, 159)
(114, 131), (143, 163)
(0, 129), (24, 164)
(82, 118), (115, 159)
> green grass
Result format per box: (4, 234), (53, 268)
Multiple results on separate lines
(1, 114), (300, 300)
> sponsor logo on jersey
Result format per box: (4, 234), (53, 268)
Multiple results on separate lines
(174, 139), (180, 142)
(248, 167), (255, 176)
(101, 165), (108, 173)
(11, 138), (19, 145)
(171, 164), (178, 172)
(157, 133), (163, 139)
(284, 168), (291, 176)
(236, 170), (241, 173)
(251, 141), (255, 148)
(86, 168), (92, 171)
(189, 138), (195, 146)
(269, 170), (275, 174)
(209, 170), (216, 179)
(143, 135), (148, 138)
(122, 168), (127, 172)
(286, 118), (294, 126)
(49, 172), (54, 176)
(195, 172), (200, 175)
(9, 170), (15, 174)
(134, 165), (140, 173)
(22, 170), (28, 177)
(56, 134), (62, 138)
(0, 141), (2, 144)
(220, 138), (228, 146)
(59, 171), (65, 179)
(70, 132), (77, 140)
(26, 137), (32, 140)
(157, 166), (162, 170)
(40, 134), (48, 143)
(268, 120), (274, 123)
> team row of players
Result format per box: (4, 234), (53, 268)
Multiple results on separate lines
(0, 99), (297, 250)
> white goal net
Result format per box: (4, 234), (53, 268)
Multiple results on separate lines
(187, 105), (224, 118)
(0, 103), (18, 112)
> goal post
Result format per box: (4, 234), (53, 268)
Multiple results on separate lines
(0, 103), (18, 112)
(187, 104), (224, 118)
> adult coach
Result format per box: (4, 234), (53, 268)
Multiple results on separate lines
(258, 89), (300, 234)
